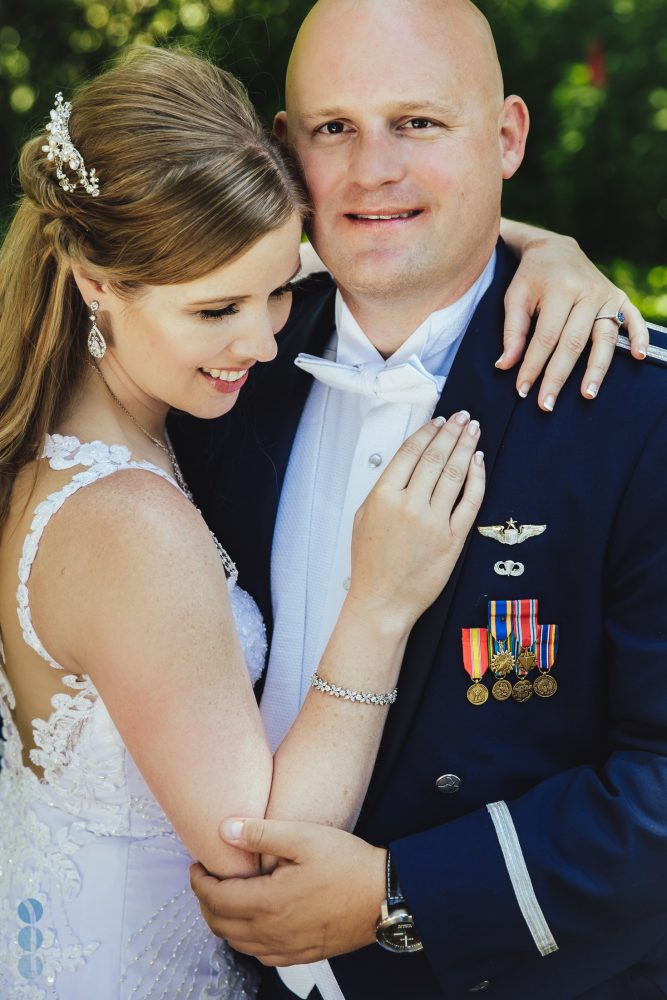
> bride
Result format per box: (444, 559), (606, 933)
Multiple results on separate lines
(0, 46), (642, 999)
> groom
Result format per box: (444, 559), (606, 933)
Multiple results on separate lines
(175, 1), (667, 998)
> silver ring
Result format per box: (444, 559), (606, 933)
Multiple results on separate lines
(594, 309), (626, 327)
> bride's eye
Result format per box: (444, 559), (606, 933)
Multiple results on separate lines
(271, 282), (296, 299)
(198, 305), (240, 320)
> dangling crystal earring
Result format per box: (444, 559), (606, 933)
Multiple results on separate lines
(87, 300), (106, 359)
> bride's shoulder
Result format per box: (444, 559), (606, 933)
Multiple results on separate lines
(60, 463), (208, 547)
(35, 463), (217, 593)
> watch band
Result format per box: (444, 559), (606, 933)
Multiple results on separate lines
(386, 850), (405, 908)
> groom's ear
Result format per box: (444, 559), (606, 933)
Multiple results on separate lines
(273, 110), (288, 146)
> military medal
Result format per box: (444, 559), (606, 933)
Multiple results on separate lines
(513, 599), (538, 674)
(486, 600), (514, 700)
(509, 599), (540, 701)
(461, 628), (490, 705)
(534, 623), (559, 697)
(491, 677), (513, 701)
(488, 600), (515, 675)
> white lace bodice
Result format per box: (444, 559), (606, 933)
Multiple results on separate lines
(0, 433), (266, 999)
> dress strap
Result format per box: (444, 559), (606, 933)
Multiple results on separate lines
(18, 434), (181, 672)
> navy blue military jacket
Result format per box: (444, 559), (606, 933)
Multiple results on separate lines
(170, 242), (667, 1000)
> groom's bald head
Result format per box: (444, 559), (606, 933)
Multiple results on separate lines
(285, 0), (505, 117)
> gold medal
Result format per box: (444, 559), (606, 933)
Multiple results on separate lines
(511, 678), (533, 703)
(467, 682), (489, 706)
(534, 673), (558, 698)
(489, 650), (514, 677)
(492, 678), (513, 701)
(516, 647), (537, 672)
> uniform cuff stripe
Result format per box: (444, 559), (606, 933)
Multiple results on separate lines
(616, 331), (667, 363)
(486, 800), (559, 957)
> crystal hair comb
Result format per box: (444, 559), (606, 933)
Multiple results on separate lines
(42, 92), (100, 197)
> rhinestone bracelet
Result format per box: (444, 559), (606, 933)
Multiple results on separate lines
(310, 671), (398, 706)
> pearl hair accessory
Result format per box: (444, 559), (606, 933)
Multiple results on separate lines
(41, 92), (100, 197)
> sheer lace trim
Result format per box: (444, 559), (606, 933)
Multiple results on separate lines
(19, 434), (182, 673)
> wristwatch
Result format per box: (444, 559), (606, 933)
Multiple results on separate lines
(375, 851), (423, 953)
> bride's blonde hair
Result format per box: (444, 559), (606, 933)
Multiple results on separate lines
(0, 46), (308, 525)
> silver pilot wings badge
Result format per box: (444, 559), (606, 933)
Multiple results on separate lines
(477, 517), (547, 546)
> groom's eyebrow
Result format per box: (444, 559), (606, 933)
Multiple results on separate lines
(300, 99), (460, 122)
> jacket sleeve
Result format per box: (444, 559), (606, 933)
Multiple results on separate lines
(390, 405), (667, 1000)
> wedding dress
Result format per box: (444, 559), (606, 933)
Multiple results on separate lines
(0, 434), (266, 999)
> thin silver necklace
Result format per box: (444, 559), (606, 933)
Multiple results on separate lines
(89, 359), (192, 498)
(88, 360), (238, 581)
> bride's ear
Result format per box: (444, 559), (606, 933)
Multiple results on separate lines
(71, 265), (109, 309)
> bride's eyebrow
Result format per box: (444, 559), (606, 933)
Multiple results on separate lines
(189, 261), (303, 307)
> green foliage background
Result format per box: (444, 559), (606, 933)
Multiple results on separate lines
(1, 0), (665, 320)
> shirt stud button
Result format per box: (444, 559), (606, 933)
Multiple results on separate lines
(436, 774), (461, 794)
(368, 453), (383, 468)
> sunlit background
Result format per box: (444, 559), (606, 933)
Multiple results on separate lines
(1, 0), (665, 320)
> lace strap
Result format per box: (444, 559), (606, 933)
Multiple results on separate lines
(18, 457), (179, 672)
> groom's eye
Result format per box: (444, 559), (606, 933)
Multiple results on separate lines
(316, 120), (349, 135)
(404, 118), (435, 129)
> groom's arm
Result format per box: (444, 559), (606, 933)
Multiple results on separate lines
(191, 388), (667, 995)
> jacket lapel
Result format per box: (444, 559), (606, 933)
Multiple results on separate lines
(362, 241), (521, 814)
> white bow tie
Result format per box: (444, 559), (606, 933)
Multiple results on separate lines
(294, 352), (445, 410)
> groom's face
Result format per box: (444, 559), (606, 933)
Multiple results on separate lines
(277, 0), (527, 308)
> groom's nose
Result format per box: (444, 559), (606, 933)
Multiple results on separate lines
(347, 128), (408, 191)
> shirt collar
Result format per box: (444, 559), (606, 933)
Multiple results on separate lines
(335, 251), (497, 374)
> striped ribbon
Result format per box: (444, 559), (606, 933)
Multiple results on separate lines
(461, 628), (490, 681)
(513, 599), (538, 648)
(489, 600), (512, 645)
(537, 624), (559, 670)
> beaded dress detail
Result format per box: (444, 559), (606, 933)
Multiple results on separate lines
(0, 435), (266, 999)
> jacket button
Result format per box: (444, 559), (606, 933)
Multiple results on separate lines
(436, 774), (461, 794)
(468, 981), (491, 992)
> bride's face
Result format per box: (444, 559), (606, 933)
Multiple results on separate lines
(88, 214), (303, 422)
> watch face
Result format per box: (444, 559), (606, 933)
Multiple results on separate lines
(377, 910), (424, 953)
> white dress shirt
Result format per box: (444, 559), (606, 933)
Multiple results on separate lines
(260, 252), (496, 999)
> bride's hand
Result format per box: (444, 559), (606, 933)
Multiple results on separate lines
(347, 410), (484, 634)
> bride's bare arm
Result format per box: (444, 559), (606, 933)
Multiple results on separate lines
(41, 415), (483, 879)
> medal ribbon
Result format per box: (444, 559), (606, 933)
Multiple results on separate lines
(537, 624), (559, 671)
(461, 628), (489, 681)
(488, 600), (512, 645)
(512, 599), (538, 648)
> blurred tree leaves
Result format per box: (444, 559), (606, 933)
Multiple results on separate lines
(1, 0), (665, 319)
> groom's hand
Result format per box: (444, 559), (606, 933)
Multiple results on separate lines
(190, 818), (386, 966)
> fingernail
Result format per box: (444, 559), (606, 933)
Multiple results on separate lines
(518, 382), (531, 399)
(474, 450), (485, 466)
(495, 353), (505, 368)
(638, 348), (647, 359)
(468, 419), (480, 436)
(222, 819), (245, 842)
(585, 383), (598, 399)
(432, 415), (446, 427)
(455, 410), (471, 425)
(543, 394), (555, 412)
